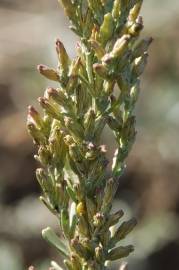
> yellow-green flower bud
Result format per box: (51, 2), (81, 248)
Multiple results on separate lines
(128, 16), (143, 36)
(84, 109), (96, 139)
(47, 87), (73, 112)
(56, 39), (70, 83)
(76, 201), (86, 216)
(111, 35), (130, 58)
(132, 52), (148, 77)
(103, 210), (124, 230)
(65, 118), (84, 140)
(37, 64), (60, 82)
(101, 178), (114, 210)
(69, 57), (81, 77)
(73, 183), (84, 201)
(95, 246), (104, 264)
(129, 0), (143, 21)
(27, 122), (46, 145)
(75, 84), (90, 116)
(99, 13), (114, 46)
(38, 97), (62, 122)
(58, 0), (77, 25)
(93, 63), (109, 79)
(90, 40), (105, 59)
(112, 0), (121, 20)
(27, 106), (43, 128)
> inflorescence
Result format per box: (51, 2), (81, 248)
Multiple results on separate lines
(27, 1), (152, 269)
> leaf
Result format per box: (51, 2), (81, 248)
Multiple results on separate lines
(42, 227), (69, 257)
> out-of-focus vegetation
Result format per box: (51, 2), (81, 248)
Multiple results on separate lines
(0, 1), (179, 269)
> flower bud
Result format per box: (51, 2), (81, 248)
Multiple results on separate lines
(107, 116), (122, 132)
(37, 64), (59, 82)
(66, 75), (78, 95)
(95, 246), (104, 264)
(112, 218), (137, 243)
(38, 97), (64, 123)
(129, 0), (143, 21)
(112, 0), (121, 20)
(93, 63), (109, 79)
(130, 81), (140, 104)
(69, 57), (81, 77)
(128, 16), (143, 36)
(112, 35), (130, 58)
(107, 245), (134, 261)
(27, 106), (43, 128)
(93, 212), (104, 227)
(47, 87), (68, 109)
(75, 84), (90, 116)
(132, 52), (148, 77)
(101, 178), (114, 210)
(65, 118), (84, 140)
(103, 210), (124, 230)
(90, 40), (105, 59)
(49, 128), (67, 167)
(71, 237), (89, 260)
(27, 121), (46, 145)
(73, 183), (84, 201)
(56, 38), (70, 83)
(59, 0), (77, 25)
(76, 201), (86, 216)
(81, 238), (94, 255)
(37, 146), (51, 166)
(99, 13), (114, 46)
(84, 109), (96, 139)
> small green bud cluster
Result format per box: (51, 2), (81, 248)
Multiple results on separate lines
(27, 0), (152, 269)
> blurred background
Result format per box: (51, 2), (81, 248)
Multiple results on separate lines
(0, 1), (179, 269)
